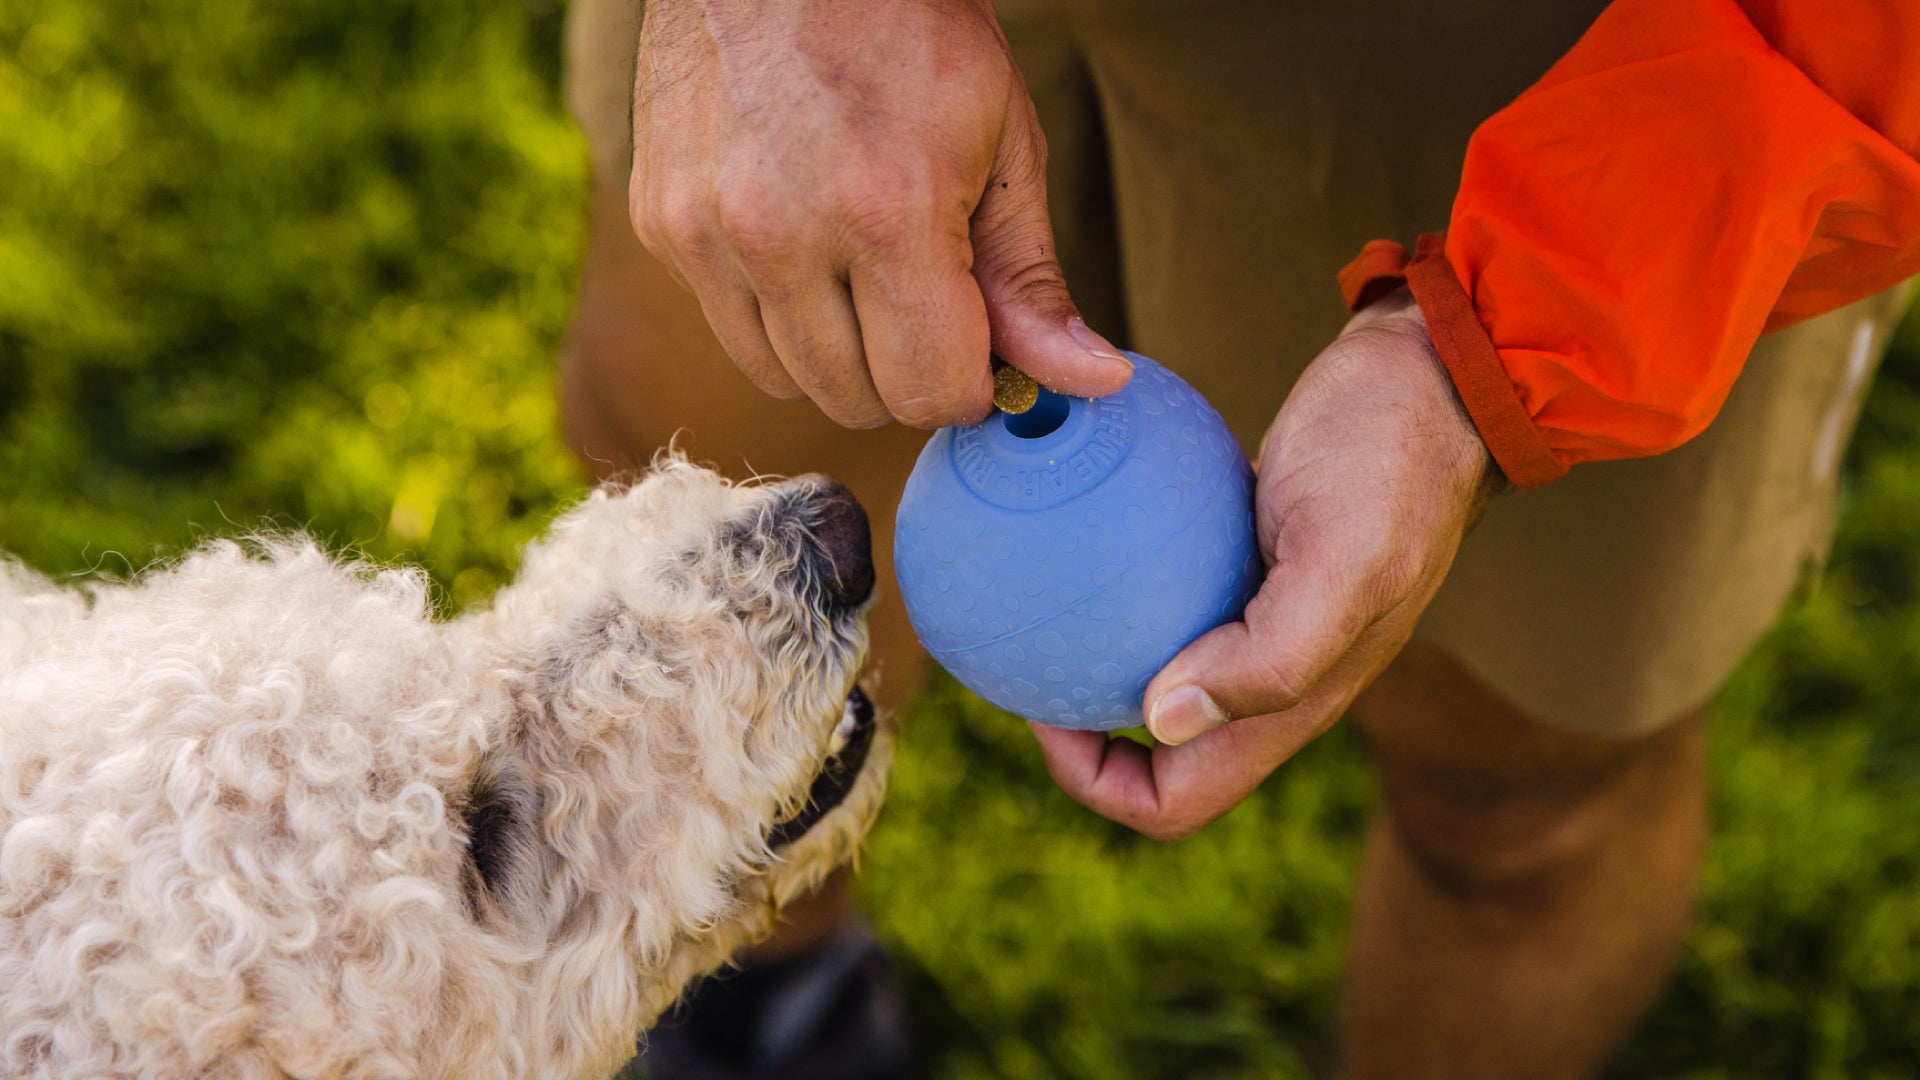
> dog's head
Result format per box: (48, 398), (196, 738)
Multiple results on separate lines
(453, 459), (892, 1051)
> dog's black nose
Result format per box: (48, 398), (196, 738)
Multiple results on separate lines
(796, 474), (874, 611)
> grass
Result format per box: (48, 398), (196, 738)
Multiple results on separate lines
(4, 2), (1919, 1075)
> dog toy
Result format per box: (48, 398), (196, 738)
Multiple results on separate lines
(894, 352), (1261, 730)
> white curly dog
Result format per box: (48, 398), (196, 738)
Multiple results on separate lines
(0, 461), (891, 1079)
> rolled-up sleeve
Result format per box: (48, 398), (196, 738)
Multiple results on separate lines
(1340, 0), (1920, 487)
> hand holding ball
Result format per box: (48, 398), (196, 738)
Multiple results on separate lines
(893, 353), (1261, 730)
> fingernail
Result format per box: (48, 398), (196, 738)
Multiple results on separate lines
(1146, 685), (1229, 746)
(1067, 317), (1131, 368)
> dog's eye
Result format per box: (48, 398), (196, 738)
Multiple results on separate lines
(698, 516), (766, 576)
(705, 503), (814, 589)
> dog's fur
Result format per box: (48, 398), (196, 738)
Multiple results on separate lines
(0, 461), (890, 1079)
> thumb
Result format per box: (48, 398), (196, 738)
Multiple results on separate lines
(1141, 557), (1362, 746)
(969, 116), (1133, 398)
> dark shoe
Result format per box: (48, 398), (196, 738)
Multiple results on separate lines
(620, 926), (915, 1080)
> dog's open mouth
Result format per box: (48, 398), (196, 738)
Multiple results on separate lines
(767, 686), (876, 849)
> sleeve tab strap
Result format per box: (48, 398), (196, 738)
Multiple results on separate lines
(1338, 234), (1569, 489)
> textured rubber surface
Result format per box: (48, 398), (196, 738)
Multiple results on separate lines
(894, 352), (1261, 730)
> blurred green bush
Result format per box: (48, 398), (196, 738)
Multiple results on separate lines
(3, 3), (1918, 1077)
(0, 0), (585, 599)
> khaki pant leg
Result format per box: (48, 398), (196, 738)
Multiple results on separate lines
(1421, 286), (1915, 736)
(1071, 0), (1609, 444)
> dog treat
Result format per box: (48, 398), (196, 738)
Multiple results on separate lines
(991, 360), (1040, 415)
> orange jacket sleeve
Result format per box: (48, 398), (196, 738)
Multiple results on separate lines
(1340, 0), (1920, 488)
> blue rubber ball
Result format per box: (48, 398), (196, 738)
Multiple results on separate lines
(893, 351), (1262, 730)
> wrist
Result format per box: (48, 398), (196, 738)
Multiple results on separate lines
(1339, 234), (1566, 489)
(1398, 294), (1507, 507)
(1346, 286), (1502, 505)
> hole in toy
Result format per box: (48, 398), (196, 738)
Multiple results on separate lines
(1002, 390), (1070, 439)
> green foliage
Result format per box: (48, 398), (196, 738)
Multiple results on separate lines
(1606, 312), (1920, 1080)
(864, 677), (1368, 1079)
(0, 0), (586, 596)
(4, 2), (1920, 1076)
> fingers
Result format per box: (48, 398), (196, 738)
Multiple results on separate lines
(690, 283), (804, 402)
(638, 175), (1001, 429)
(746, 203), (1000, 429)
(1141, 547), (1373, 746)
(1028, 707), (1332, 840)
(1033, 498), (1415, 837)
(629, 171), (820, 405)
(645, 238), (810, 405)
(1029, 295), (1494, 839)
(969, 104), (1133, 398)
(631, 44), (1124, 426)
(1026, 726), (1161, 826)
(627, 0), (1121, 428)
(749, 269), (890, 429)
(846, 224), (996, 429)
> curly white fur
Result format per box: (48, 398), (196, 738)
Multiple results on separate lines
(0, 460), (890, 1079)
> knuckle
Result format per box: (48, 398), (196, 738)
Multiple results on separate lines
(642, 185), (711, 257)
(891, 399), (953, 430)
(1029, 127), (1050, 174)
(1354, 539), (1428, 620)
(984, 257), (1072, 315)
(1254, 650), (1312, 710)
(743, 368), (807, 402)
(626, 172), (656, 236)
(986, 101), (1050, 187)
(736, 369), (805, 404)
(796, 360), (889, 429)
(715, 182), (796, 263)
(1009, 114), (1051, 177)
(821, 395), (892, 430)
(629, 197), (666, 255)
(719, 341), (801, 400)
(888, 384), (984, 430)
(1138, 794), (1212, 842)
(1375, 546), (1428, 605)
(1139, 816), (1202, 843)
(627, 192), (656, 249)
(1240, 607), (1314, 709)
(837, 177), (923, 250)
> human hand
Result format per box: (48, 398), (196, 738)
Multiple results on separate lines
(629, 0), (1132, 429)
(1029, 289), (1500, 839)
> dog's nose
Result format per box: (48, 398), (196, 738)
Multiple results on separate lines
(796, 474), (874, 611)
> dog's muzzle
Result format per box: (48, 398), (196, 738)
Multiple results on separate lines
(794, 474), (874, 613)
(768, 686), (877, 848)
